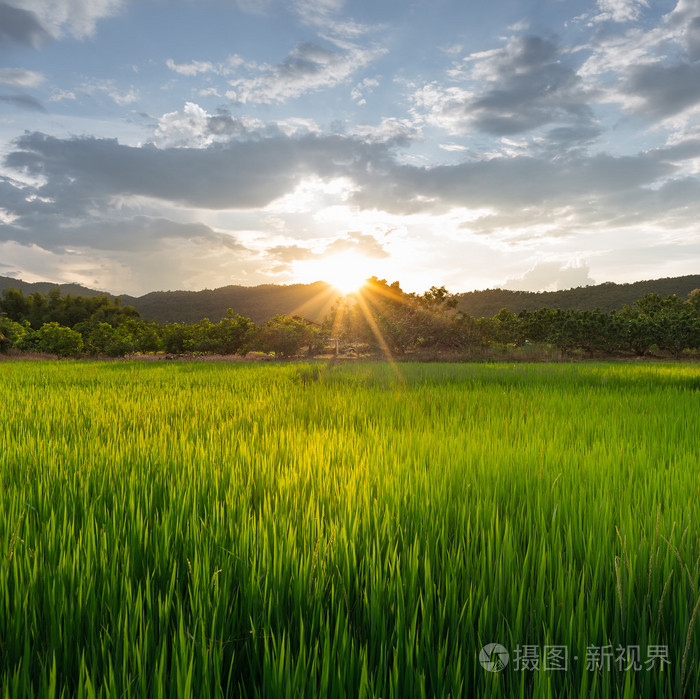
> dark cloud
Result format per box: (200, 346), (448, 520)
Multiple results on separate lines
(472, 36), (593, 135)
(0, 94), (45, 111)
(543, 124), (603, 152)
(281, 42), (338, 77)
(352, 147), (675, 218)
(0, 3), (49, 47)
(0, 212), (247, 255)
(627, 61), (700, 119)
(687, 16), (700, 61)
(206, 109), (249, 136)
(428, 35), (596, 140)
(5, 131), (387, 211)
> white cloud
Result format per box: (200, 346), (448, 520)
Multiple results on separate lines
(502, 261), (595, 291)
(0, 68), (44, 87)
(350, 117), (420, 144)
(226, 41), (385, 104)
(80, 79), (139, 106)
(351, 76), (379, 104)
(293, 0), (376, 43)
(593, 0), (649, 24)
(166, 59), (216, 76)
(48, 88), (76, 102)
(150, 103), (304, 148)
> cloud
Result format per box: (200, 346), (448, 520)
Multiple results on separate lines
(0, 68), (45, 88)
(351, 76), (379, 105)
(626, 61), (700, 119)
(81, 79), (139, 106)
(687, 15), (700, 60)
(593, 0), (649, 24)
(150, 103), (319, 148)
(0, 94), (45, 111)
(166, 59), (217, 77)
(4, 131), (387, 212)
(48, 89), (76, 102)
(502, 261), (596, 291)
(350, 117), (420, 145)
(294, 0), (376, 42)
(0, 3), (49, 46)
(0, 232), (258, 297)
(580, 1), (700, 126)
(12, 0), (126, 39)
(413, 35), (596, 142)
(0, 211), (244, 254)
(266, 231), (389, 273)
(166, 41), (384, 106)
(325, 231), (390, 258)
(226, 41), (385, 104)
(4, 127), (700, 263)
(165, 55), (249, 78)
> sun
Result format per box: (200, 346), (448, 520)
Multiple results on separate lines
(322, 253), (370, 294)
(295, 252), (370, 295)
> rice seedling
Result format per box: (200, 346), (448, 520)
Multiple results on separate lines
(0, 360), (699, 697)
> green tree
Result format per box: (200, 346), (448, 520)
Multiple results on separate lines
(211, 311), (256, 355)
(33, 322), (84, 357)
(254, 315), (313, 358)
(0, 315), (30, 352)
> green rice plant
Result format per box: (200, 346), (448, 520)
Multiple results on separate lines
(0, 360), (699, 697)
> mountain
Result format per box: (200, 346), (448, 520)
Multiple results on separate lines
(0, 277), (112, 298)
(0, 276), (340, 324)
(2, 274), (699, 323)
(119, 282), (340, 324)
(454, 275), (700, 317)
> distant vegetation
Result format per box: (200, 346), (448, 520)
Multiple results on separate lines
(3, 273), (700, 323)
(455, 275), (700, 318)
(2, 278), (700, 360)
(0, 276), (337, 324)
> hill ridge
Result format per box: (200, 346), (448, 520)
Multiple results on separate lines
(1, 274), (699, 323)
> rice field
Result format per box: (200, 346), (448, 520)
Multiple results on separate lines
(1, 360), (700, 698)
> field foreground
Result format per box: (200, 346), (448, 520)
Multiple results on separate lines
(1, 361), (700, 698)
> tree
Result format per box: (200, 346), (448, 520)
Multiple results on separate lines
(33, 322), (84, 358)
(254, 315), (314, 358)
(0, 315), (30, 352)
(211, 311), (255, 355)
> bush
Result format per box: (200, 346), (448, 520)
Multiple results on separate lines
(34, 322), (84, 358)
(0, 316), (30, 352)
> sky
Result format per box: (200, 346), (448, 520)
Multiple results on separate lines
(1, 0), (700, 296)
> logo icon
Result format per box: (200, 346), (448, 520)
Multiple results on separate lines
(479, 643), (510, 672)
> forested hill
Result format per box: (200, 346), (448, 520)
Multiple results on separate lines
(455, 275), (700, 318)
(2, 274), (699, 323)
(0, 276), (339, 324)
(0, 277), (109, 298)
(120, 282), (338, 324)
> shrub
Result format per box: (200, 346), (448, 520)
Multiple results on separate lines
(34, 322), (84, 358)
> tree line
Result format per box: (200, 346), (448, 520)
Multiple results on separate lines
(2, 280), (700, 359)
(455, 274), (700, 318)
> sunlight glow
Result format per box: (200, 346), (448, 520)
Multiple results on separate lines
(296, 252), (371, 295)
